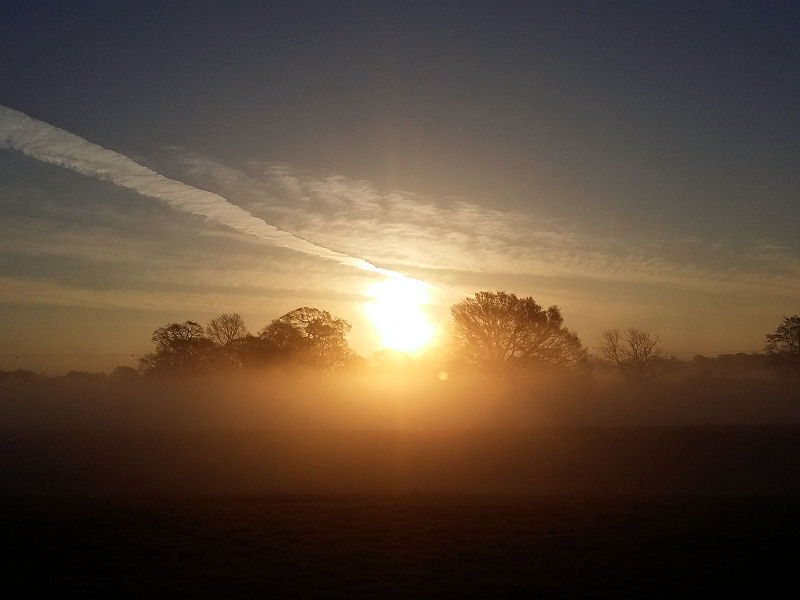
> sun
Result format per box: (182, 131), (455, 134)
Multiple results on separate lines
(364, 276), (436, 353)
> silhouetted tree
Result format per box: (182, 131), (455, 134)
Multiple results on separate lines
(259, 307), (355, 369)
(0, 369), (44, 383)
(206, 313), (249, 365)
(598, 328), (661, 379)
(259, 319), (307, 355)
(111, 365), (139, 382)
(63, 370), (108, 383)
(233, 334), (280, 369)
(690, 352), (766, 379)
(140, 320), (222, 374)
(206, 313), (248, 346)
(450, 291), (586, 375)
(765, 315), (800, 372)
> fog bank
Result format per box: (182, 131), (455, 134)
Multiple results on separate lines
(2, 370), (799, 497)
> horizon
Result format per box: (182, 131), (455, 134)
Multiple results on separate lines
(0, 307), (776, 377)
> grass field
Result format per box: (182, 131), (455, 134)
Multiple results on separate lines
(3, 493), (797, 596)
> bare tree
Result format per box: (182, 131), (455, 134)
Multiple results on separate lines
(206, 313), (248, 346)
(450, 290), (586, 376)
(765, 315), (800, 371)
(598, 328), (661, 378)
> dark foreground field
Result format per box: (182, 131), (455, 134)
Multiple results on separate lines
(2, 425), (800, 596)
(2, 493), (797, 597)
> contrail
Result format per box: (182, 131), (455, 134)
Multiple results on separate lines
(0, 104), (406, 280)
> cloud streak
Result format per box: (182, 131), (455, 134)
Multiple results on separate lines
(173, 156), (800, 300)
(0, 105), (402, 280)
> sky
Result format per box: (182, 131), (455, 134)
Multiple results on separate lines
(1, 1), (798, 373)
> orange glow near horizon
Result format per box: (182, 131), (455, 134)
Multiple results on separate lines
(364, 276), (437, 354)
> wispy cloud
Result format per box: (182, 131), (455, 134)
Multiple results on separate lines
(172, 155), (800, 300)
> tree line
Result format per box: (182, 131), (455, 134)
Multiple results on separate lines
(128, 290), (800, 379)
(140, 307), (355, 375)
(2, 290), (795, 381)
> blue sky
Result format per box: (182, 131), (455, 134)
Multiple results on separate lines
(1, 1), (798, 372)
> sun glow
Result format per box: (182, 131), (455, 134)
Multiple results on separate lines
(364, 277), (436, 353)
